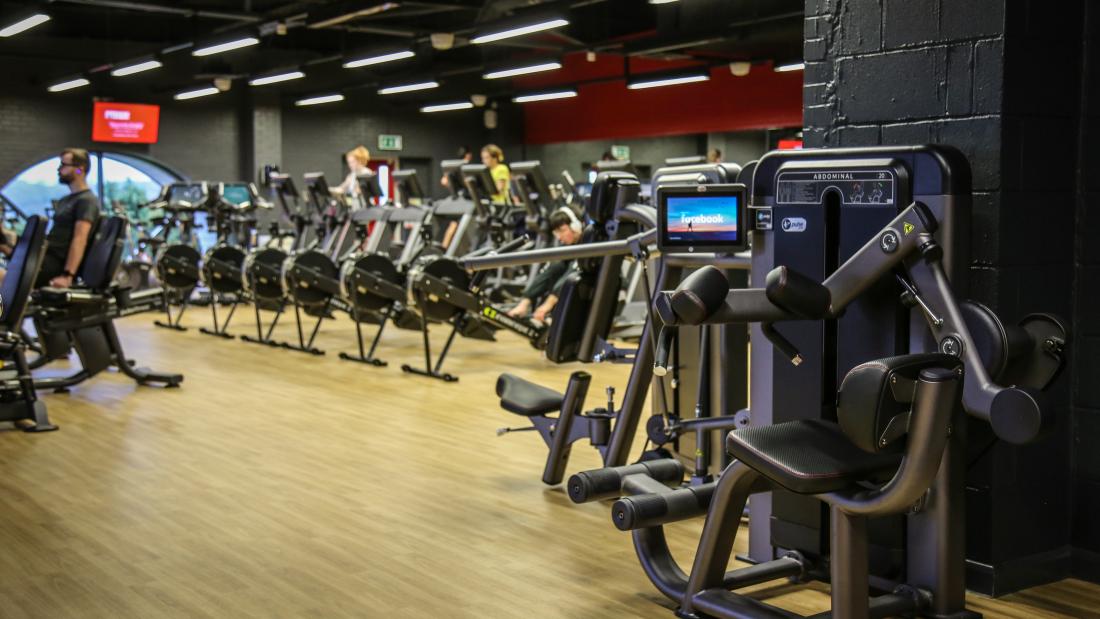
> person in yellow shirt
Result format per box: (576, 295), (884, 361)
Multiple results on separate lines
(481, 143), (510, 203)
(442, 143), (512, 249)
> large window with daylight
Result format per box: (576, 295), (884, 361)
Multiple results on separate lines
(0, 151), (181, 230)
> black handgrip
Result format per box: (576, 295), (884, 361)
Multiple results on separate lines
(989, 387), (1052, 445)
(655, 266), (729, 325)
(611, 482), (716, 530)
(567, 459), (685, 504)
(653, 327), (675, 376)
(765, 266), (831, 319)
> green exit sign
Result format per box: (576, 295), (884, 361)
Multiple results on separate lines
(611, 144), (630, 160)
(378, 134), (403, 151)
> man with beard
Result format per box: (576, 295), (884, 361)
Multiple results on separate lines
(38, 147), (100, 287)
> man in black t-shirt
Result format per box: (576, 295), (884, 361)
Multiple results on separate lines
(37, 148), (100, 287)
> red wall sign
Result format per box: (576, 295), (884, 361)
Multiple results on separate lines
(92, 102), (161, 144)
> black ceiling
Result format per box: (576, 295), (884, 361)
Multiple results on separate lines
(0, 0), (803, 105)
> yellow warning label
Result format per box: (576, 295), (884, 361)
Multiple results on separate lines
(903, 222), (915, 235)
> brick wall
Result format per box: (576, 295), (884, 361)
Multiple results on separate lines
(804, 0), (1091, 593)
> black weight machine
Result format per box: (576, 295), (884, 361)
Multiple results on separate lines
(568, 146), (1069, 619)
(483, 164), (750, 485)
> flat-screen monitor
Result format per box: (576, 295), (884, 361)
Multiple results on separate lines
(441, 159), (467, 198)
(460, 163), (498, 202)
(92, 102), (161, 144)
(393, 169), (424, 202)
(509, 160), (553, 210)
(357, 171), (383, 200)
(268, 172), (298, 197)
(656, 184), (747, 253)
(166, 182), (208, 210)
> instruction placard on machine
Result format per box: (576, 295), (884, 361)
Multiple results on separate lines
(775, 170), (896, 205)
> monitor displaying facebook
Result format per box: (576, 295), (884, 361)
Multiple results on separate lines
(655, 183), (752, 251)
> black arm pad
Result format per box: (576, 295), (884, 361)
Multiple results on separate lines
(654, 266), (729, 325)
(567, 459), (685, 504)
(611, 482), (716, 530)
(764, 266), (831, 319)
(990, 387), (1052, 445)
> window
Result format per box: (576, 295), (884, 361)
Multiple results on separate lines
(0, 151), (181, 231)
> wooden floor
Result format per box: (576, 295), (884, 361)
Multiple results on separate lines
(0, 309), (1097, 618)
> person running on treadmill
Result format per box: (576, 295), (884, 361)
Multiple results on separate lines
(442, 144), (511, 249)
(506, 208), (584, 323)
(331, 145), (374, 202)
(37, 148), (100, 288)
(440, 145), (473, 193)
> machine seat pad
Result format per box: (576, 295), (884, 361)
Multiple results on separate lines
(496, 374), (563, 416)
(726, 419), (900, 495)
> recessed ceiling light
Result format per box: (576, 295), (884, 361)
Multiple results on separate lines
(343, 50), (415, 69)
(192, 37), (260, 57)
(512, 90), (577, 103)
(483, 61), (562, 80)
(249, 71), (306, 86)
(296, 94), (345, 106)
(47, 78), (90, 93)
(110, 60), (163, 77)
(378, 81), (439, 95)
(421, 102), (475, 113)
(471, 18), (569, 44)
(175, 86), (220, 100)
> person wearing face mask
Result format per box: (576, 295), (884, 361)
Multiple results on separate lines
(506, 207), (584, 323)
(37, 147), (100, 288)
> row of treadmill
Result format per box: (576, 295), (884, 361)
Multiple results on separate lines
(475, 146), (1069, 619)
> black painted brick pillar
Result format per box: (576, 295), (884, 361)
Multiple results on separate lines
(803, 0), (1096, 596)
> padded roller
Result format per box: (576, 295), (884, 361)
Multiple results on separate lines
(764, 266), (830, 319)
(611, 482), (716, 530)
(661, 266), (729, 325)
(990, 387), (1051, 445)
(567, 459), (685, 504)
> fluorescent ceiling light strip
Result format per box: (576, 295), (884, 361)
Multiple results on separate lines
(483, 61), (562, 80)
(649, 0), (680, 4)
(249, 71), (305, 86)
(343, 50), (415, 69)
(421, 102), (474, 113)
(111, 60), (163, 77)
(774, 62), (805, 72)
(378, 81), (439, 95)
(296, 94), (345, 106)
(0, 13), (50, 37)
(47, 78), (89, 93)
(471, 18), (568, 44)
(175, 86), (220, 100)
(192, 37), (259, 57)
(627, 74), (709, 90)
(512, 90), (577, 103)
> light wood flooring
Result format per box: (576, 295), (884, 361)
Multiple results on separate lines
(0, 308), (1096, 618)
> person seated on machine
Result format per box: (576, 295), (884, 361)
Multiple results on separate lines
(330, 145), (375, 204)
(37, 147), (100, 288)
(506, 207), (584, 323)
